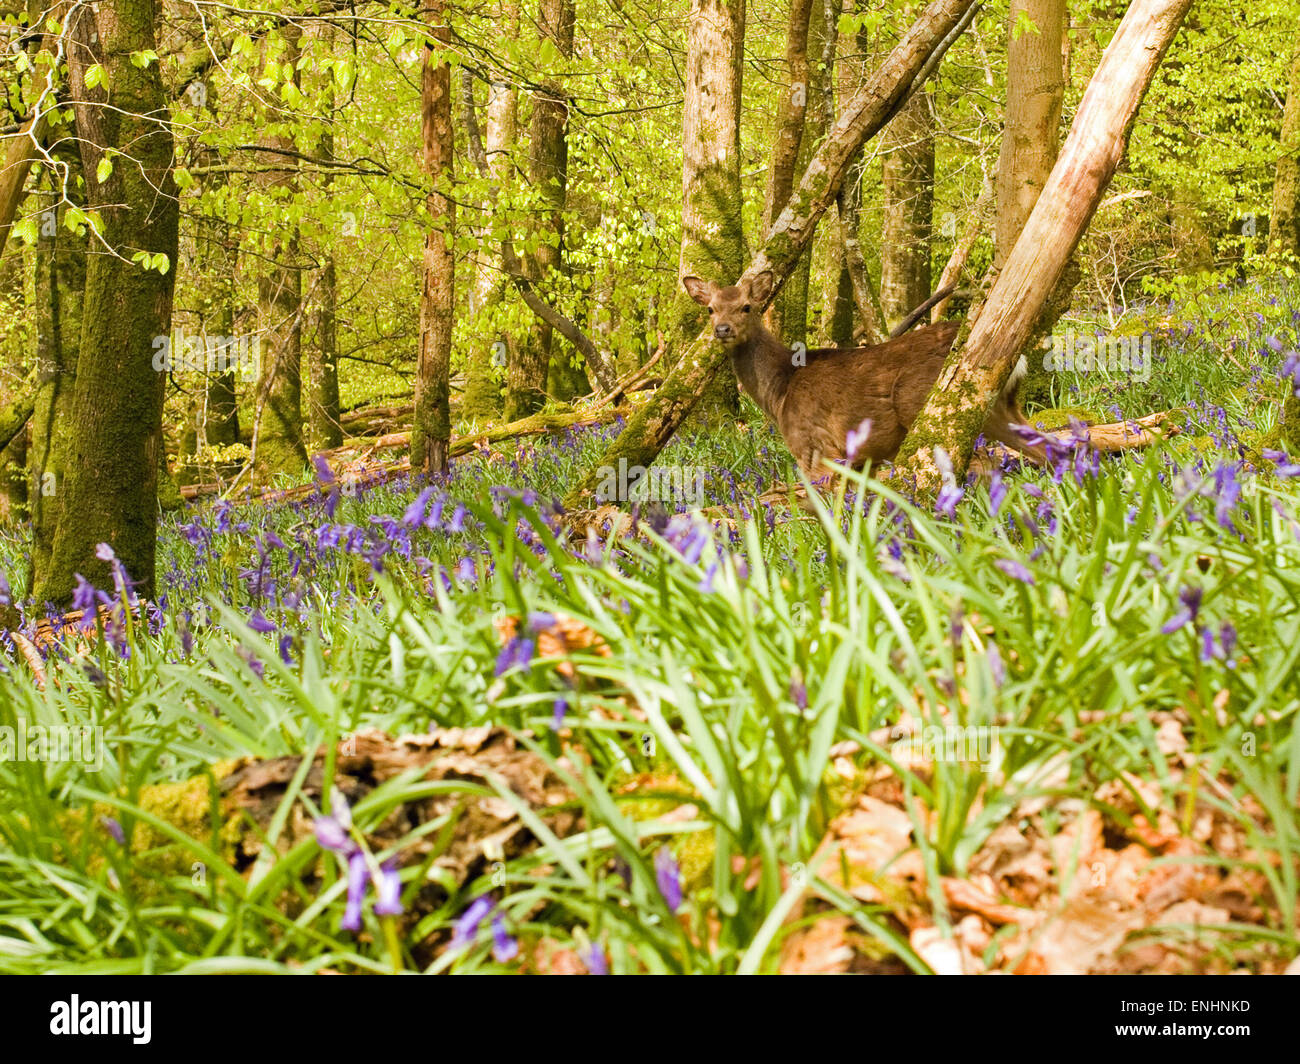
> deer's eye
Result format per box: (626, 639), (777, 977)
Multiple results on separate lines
(743, 304), (751, 313)
(707, 306), (714, 314)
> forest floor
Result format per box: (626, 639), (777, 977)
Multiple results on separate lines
(1, 282), (1299, 974)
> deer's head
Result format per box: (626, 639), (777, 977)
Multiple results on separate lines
(682, 271), (775, 346)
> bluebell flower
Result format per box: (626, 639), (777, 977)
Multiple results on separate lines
(654, 847), (683, 912)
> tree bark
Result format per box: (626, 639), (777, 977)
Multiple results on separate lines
(893, 0), (1194, 497)
(762, 0), (813, 244)
(560, 0), (980, 511)
(1270, 34), (1300, 260)
(463, 27), (518, 421)
(411, 0), (455, 477)
(506, 0), (575, 419)
(28, 143), (86, 592)
(775, 0), (837, 341)
(994, 0), (1067, 408)
(674, 0), (748, 418)
(36, 0), (180, 605)
(306, 24), (342, 452)
(252, 26), (307, 483)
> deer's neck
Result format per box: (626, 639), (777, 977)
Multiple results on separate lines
(729, 325), (794, 419)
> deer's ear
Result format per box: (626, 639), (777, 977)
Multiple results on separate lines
(682, 275), (715, 306)
(747, 270), (775, 305)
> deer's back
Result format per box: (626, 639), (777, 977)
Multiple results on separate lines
(777, 323), (959, 471)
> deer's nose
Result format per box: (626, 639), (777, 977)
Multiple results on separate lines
(714, 322), (733, 339)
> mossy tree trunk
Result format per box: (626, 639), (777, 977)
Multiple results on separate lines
(995, 0), (1068, 410)
(29, 147), (86, 591)
(1270, 33), (1300, 260)
(411, 0), (455, 477)
(36, 0), (180, 605)
(561, 0), (981, 511)
(893, 0), (1194, 499)
(506, 0), (574, 419)
(252, 27), (307, 483)
(675, 0), (748, 420)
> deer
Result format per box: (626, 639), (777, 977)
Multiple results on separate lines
(682, 271), (1045, 480)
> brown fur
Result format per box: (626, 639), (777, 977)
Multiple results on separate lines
(683, 272), (1043, 479)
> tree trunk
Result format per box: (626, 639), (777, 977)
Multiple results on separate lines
(762, 0), (813, 245)
(411, 0), (455, 477)
(464, 31), (519, 421)
(1270, 34), (1300, 260)
(674, 0), (748, 418)
(894, 0), (1194, 497)
(506, 0), (574, 419)
(561, 0), (980, 511)
(995, 0), (1067, 408)
(252, 27), (307, 483)
(36, 0), (180, 605)
(879, 88), (934, 326)
(775, 0), (837, 342)
(29, 147), (86, 592)
(307, 25), (343, 452)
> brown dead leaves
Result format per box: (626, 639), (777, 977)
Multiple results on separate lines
(778, 731), (1288, 975)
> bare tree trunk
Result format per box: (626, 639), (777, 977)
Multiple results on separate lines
(1271, 34), (1300, 260)
(995, 0), (1067, 408)
(674, 0), (748, 417)
(879, 88), (934, 326)
(561, 0), (980, 511)
(37, 0), (180, 604)
(464, 17), (519, 420)
(411, 0), (455, 476)
(894, 0), (1194, 496)
(506, 0), (574, 418)
(307, 24), (342, 452)
(252, 26), (306, 482)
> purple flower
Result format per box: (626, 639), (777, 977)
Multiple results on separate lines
(994, 559), (1035, 585)
(551, 697), (569, 731)
(1161, 586), (1203, 634)
(1219, 621), (1237, 664)
(314, 815), (355, 855)
(374, 860), (403, 916)
(789, 675), (808, 711)
(341, 850), (369, 932)
(494, 636), (535, 677)
(654, 847), (683, 912)
(935, 484), (964, 519)
(845, 417), (873, 462)
(312, 453), (336, 484)
(248, 609), (276, 633)
(1263, 449), (1300, 478)
(582, 943), (609, 975)
(1210, 462), (1241, 531)
(525, 611), (556, 633)
(451, 895), (496, 951)
(403, 486), (436, 527)
(100, 816), (125, 845)
(987, 642), (1006, 688)
(490, 912), (518, 963)
(989, 471), (1007, 517)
